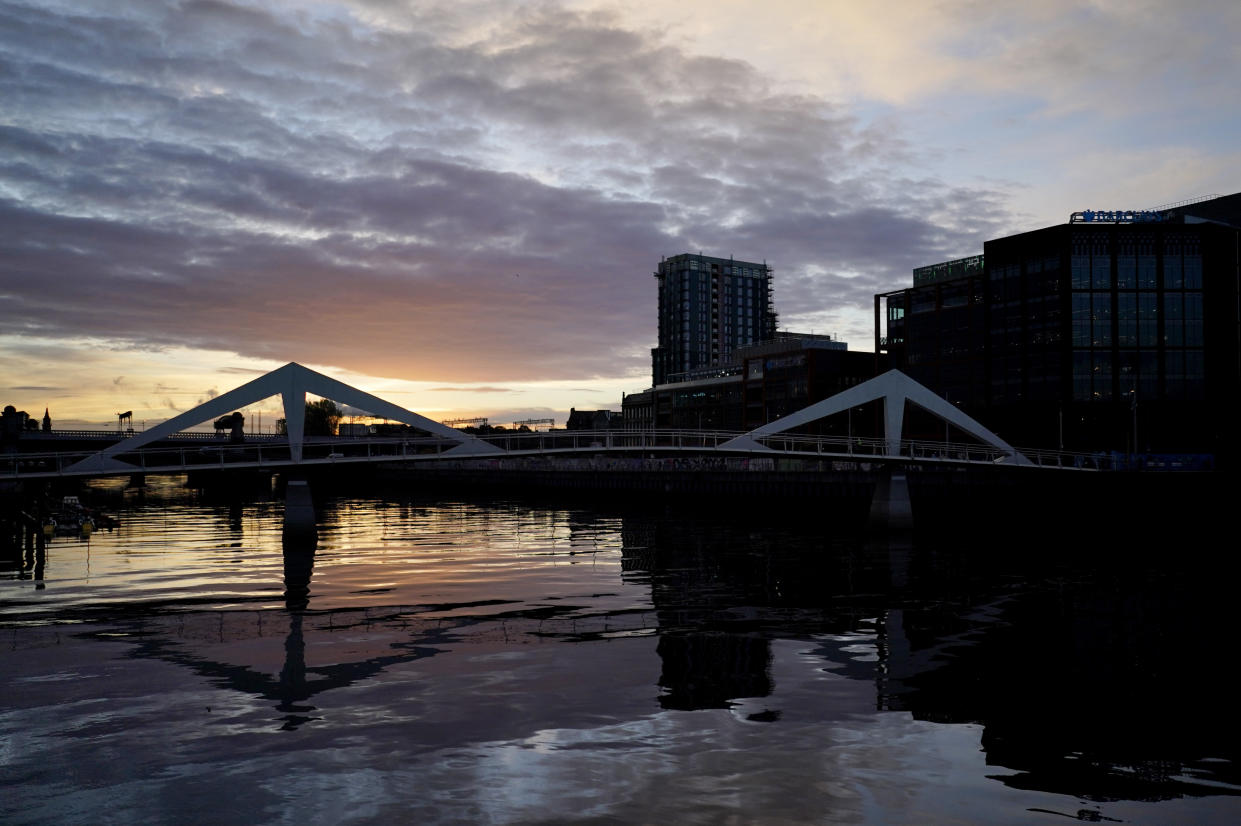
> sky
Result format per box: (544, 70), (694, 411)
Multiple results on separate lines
(2, 0), (1239, 429)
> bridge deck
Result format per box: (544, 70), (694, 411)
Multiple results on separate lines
(3, 430), (1115, 480)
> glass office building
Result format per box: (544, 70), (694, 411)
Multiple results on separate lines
(876, 194), (1241, 456)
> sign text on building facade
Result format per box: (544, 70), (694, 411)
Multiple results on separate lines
(1070, 210), (1168, 224)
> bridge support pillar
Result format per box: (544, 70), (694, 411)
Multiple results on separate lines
(868, 468), (913, 532)
(282, 479), (317, 541)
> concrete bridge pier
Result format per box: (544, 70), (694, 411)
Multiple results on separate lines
(282, 479), (317, 611)
(282, 479), (317, 541)
(868, 467), (913, 532)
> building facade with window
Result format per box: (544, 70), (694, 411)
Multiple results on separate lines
(651, 253), (777, 387)
(875, 193), (1241, 456)
(625, 333), (878, 431)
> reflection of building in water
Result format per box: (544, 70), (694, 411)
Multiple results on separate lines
(622, 512), (882, 711)
(810, 538), (1241, 803)
(623, 510), (1240, 802)
(656, 632), (771, 710)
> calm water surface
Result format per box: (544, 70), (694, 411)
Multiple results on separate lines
(2, 477), (1238, 825)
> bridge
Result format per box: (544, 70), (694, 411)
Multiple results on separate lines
(2, 362), (1108, 482)
(4, 362), (1129, 534)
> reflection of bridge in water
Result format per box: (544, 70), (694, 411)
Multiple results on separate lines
(8, 499), (1230, 807)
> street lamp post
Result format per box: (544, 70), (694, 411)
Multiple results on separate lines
(1058, 402), (1064, 451)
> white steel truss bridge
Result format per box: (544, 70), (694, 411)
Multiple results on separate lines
(4, 363), (1112, 481)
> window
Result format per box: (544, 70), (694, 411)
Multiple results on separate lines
(1163, 293), (1183, 347)
(1091, 236), (1111, 288)
(1091, 292), (1112, 347)
(1185, 292), (1203, 347)
(1117, 293), (1137, 347)
(1092, 352), (1112, 400)
(1072, 288), (1092, 344)
(1116, 238), (1136, 289)
(1183, 237), (1203, 289)
(1138, 293), (1158, 347)
(1136, 233), (1157, 289)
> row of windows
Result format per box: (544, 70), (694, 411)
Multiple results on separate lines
(1070, 292), (1204, 347)
(1069, 233), (1203, 290)
(670, 273), (767, 289)
(1071, 350), (1204, 400)
(675, 260), (766, 277)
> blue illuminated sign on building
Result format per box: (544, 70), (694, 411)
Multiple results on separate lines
(1070, 209), (1167, 224)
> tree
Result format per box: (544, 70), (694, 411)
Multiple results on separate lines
(276, 399), (344, 436)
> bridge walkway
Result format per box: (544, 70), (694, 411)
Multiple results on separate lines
(3, 429), (1111, 481)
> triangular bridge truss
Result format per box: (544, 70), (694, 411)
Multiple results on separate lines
(68, 362), (502, 473)
(721, 369), (1032, 465)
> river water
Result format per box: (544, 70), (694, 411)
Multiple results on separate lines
(2, 476), (1238, 825)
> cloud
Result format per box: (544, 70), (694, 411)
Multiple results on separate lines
(0, 0), (1027, 384)
(428, 386), (515, 393)
(217, 366), (269, 375)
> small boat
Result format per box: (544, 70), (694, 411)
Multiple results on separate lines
(49, 495), (118, 534)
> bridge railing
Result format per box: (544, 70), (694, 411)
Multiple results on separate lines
(479, 429), (750, 452)
(0, 429), (1140, 478)
(751, 431), (1120, 469)
(0, 434), (470, 477)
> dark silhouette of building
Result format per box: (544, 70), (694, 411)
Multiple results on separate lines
(652, 253), (777, 387)
(1, 405), (34, 448)
(565, 408), (618, 430)
(624, 333), (879, 430)
(876, 193), (1241, 457)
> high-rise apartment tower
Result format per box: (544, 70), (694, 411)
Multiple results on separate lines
(651, 253), (777, 386)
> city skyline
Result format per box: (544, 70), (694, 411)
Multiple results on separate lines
(3, 0), (1239, 428)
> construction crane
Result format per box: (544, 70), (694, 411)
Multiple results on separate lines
(441, 416), (488, 429)
(511, 418), (555, 431)
(117, 411), (133, 434)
